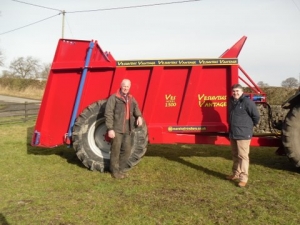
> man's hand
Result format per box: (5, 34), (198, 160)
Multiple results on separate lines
(108, 130), (115, 138)
(136, 116), (143, 126)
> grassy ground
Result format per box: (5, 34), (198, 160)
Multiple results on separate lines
(0, 121), (300, 225)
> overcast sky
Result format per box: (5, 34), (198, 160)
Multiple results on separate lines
(0, 0), (300, 86)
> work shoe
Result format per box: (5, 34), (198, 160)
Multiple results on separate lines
(238, 182), (247, 187)
(120, 171), (129, 178)
(111, 173), (125, 179)
(226, 175), (239, 180)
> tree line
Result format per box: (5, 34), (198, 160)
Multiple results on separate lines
(0, 49), (50, 80)
(258, 78), (299, 88)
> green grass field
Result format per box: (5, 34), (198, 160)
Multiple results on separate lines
(0, 121), (300, 225)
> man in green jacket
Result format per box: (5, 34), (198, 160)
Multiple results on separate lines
(105, 79), (143, 179)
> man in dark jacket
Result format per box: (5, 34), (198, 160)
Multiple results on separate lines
(226, 84), (260, 187)
(105, 79), (143, 179)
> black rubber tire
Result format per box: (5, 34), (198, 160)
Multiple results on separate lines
(282, 104), (300, 167)
(72, 100), (148, 172)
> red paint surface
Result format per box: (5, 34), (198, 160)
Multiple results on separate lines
(33, 36), (278, 148)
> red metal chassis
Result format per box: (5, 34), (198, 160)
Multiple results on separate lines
(32, 36), (281, 148)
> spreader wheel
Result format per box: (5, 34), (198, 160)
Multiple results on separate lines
(282, 104), (300, 167)
(72, 100), (148, 172)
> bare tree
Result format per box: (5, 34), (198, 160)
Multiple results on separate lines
(281, 77), (299, 88)
(1, 70), (13, 77)
(257, 81), (269, 87)
(0, 12), (4, 67)
(38, 63), (51, 80)
(0, 49), (4, 67)
(9, 56), (41, 79)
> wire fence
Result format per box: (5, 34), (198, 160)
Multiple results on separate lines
(0, 102), (40, 124)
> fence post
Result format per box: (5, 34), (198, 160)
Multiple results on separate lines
(25, 101), (28, 122)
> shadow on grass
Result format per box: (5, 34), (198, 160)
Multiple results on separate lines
(146, 144), (230, 180)
(0, 213), (10, 225)
(26, 125), (299, 175)
(169, 156), (227, 179)
(250, 146), (299, 172)
(26, 126), (86, 169)
(145, 143), (299, 175)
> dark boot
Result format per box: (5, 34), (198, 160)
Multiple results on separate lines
(119, 171), (129, 178)
(111, 172), (125, 179)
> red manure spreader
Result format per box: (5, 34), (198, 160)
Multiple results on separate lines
(32, 36), (300, 171)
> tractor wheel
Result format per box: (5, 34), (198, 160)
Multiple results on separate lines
(72, 100), (148, 172)
(282, 104), (300, 167)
